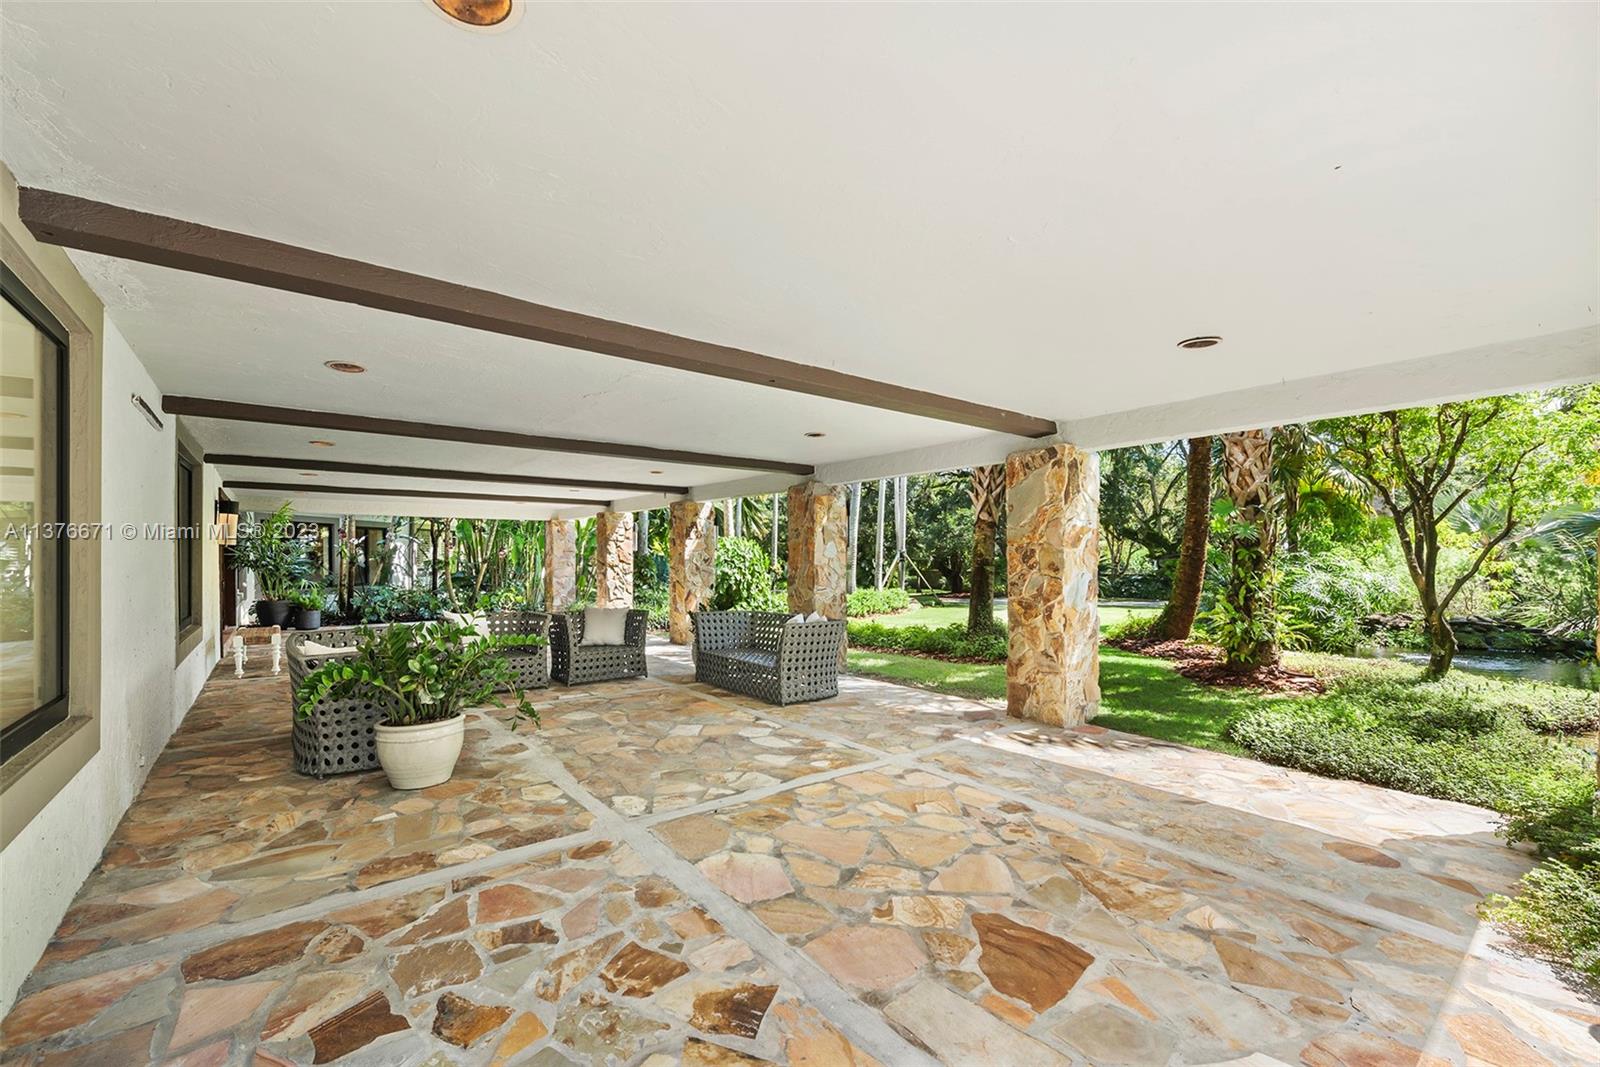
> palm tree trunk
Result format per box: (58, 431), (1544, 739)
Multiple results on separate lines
(1221, 429), (1280, 669)
(967, 465), (1004, 633)
(874, 479), (887, 590)
(770, 495), (780, 571)
(1154, 437), (1212, 640)
(847, 483), (861, 592)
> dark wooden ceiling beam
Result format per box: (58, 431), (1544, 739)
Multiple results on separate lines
(21, 188), (1058, 438)
(207, 453), (687, 495)
(163, 396), (813, 475)
(226, 481), (595, 507)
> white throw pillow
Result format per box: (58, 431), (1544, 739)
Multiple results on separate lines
(786, 613), (806, 625)
(806, 611), (828, 623)
(299, 640), (357, 658)
(581, 607), (630, 646)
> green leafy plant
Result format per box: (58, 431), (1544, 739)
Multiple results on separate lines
(230, 502), (312, 600)
(352, 585), (446, 623)
(847, 586), (912, 616)
(290, 584), (329, 611)
(295, 621), (544, 728)
(847, 620), (1008, 662)
(713, 537), (783, 611)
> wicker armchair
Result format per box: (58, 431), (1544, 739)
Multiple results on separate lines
(691, 611), (846, 705)
(483, 611), (551, 690)
(285, 625), (389, 777)
(550, 610), (648, 685)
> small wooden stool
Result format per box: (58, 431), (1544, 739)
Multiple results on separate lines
(224, 625), (283, 677)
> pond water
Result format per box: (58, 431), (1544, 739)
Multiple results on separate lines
(1360, 645), (1599, 690)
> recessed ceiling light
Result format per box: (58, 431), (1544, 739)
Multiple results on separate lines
(1177, 336), (1222, 350)
(324, 360), (366, 374)
(308, 440), (336, 447)
(431, 0), (514, 28)
(803, 431), (826, 438)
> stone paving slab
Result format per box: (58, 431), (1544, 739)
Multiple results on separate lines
(927, 734), (1529, 938)
(653, 761), (1594, 1066)
(531, 680), (869, 817)
(1, 642), (1593, 1065)
(1, 839), (882, 1066)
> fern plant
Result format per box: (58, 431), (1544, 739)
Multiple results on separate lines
(295, 621), (544, 728)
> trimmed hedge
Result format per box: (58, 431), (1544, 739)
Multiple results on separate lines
(847, 621), (1008, 662)
(847, 587), (913, 616)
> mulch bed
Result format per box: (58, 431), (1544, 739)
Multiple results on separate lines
(1109, 637), (1325, 694)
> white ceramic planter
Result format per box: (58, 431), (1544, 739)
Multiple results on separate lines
(374, 715), (465, 790)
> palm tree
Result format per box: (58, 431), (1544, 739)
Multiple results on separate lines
(1219, 429), (1280, 668)
(967, 465), (1005, 632)
(1153, 437), (1212, 640)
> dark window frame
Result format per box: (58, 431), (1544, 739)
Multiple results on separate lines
(175, 446), (199, 634)
(1, 263), (71, 764)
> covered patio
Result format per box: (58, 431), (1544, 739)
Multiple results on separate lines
(1, 3), (1596, 1065)
(2, 641), (1590, 1065)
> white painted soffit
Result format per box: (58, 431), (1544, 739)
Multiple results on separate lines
(569, 324), (1600, 517)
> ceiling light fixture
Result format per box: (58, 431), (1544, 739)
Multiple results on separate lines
(431, 0), (515, 28)
(308, 440), (336, 447)
(1177, 336), (1222, 350)
(803, 431), (826, 438)
(324, 360), (366, 374)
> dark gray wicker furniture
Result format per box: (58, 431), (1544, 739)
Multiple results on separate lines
(691, 611), (847, 705)
(286, 625), (388, 777)
(483, 611), (551, 690)
(550, 610), (648, 685)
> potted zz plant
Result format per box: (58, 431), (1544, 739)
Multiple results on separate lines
(230, 502), (312, 628)
(295, 621), (543, 789)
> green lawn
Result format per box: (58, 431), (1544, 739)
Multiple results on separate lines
(846, 644), (1251, 754)
(862, 602), (1153, 634)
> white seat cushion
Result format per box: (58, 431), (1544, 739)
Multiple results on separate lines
(299, 640), (358, 658)
(581, 607), (630, 646)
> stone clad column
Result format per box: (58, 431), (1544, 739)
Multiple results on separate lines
(669, 500), (716, 644)
(1005, 444), (1100, 726)
(595, 511), (636, 608)
(787, 482), (848, 619)
(544, 519), (577, 611)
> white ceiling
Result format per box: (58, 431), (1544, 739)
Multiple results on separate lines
(2, 1), (1595, 519)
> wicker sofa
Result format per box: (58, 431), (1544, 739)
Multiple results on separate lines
(285, 613), (550, 778)
(691, 611), (847, 705)
(479, 611), (551, 690)
(550, 610), (648, 685)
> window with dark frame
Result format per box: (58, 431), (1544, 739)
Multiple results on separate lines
(176, 449), (198, 632)
(1, 264), (70, 763)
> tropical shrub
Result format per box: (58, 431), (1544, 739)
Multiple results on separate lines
(636, 583), (671, 630)
(1277, 551), (1412, 654)
(847, 621), (1008, 662)
(294, 621), (543, 728)
(1104, 613), (1160, 643)
(231, 502), (312, 600)
(1485, 773), (1600, 988)
(847, 587), (912, 616)
(1223, 671), (1592, 813)
(352, 585), (447, 623)
(713, 537), (783, 611)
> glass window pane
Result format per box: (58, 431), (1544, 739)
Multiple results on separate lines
(1, 292), (65, 733)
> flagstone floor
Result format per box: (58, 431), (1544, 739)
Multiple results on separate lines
(2, 639), (1595, 1066)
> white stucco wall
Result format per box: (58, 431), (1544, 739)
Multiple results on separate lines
(0, 316), (219, 1011)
